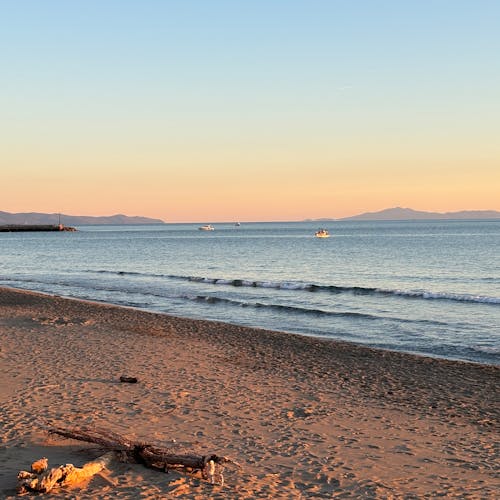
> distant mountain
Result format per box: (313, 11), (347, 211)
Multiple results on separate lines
(339, 207), (500, 221)
(0, 211), (165, 225)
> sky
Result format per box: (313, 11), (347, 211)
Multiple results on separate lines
(1, 0), (499, 222)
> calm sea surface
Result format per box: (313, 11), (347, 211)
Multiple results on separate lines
(1, 220), (499, 365)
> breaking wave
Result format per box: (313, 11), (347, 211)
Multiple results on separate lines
(180, 293), (378, 319)
(186, 276), (500, 305)
(5, 270), (500, 305)
(84, 270), (500, 304)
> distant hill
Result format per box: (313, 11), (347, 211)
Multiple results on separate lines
(339, 207), (500, 221)
(0, 211), (165, 225)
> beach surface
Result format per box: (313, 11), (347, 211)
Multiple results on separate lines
(0, 286), (498, 498)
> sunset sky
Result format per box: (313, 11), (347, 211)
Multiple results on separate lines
(1, 1), (499, 222)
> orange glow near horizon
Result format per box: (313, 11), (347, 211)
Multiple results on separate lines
(3, 151), (499, 222)
(3, 135), (499, 222)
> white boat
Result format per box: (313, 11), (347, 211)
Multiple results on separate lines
(315, 228), (330, 238)
(198, 224), (215, 231)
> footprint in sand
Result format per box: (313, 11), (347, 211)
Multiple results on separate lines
(392, 444), (414, 455)
(33, 316), (95, 327)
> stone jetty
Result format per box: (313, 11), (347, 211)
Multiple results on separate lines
(0, 224), (76, 232)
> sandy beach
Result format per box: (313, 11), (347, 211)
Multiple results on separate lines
(0, 286), (498, 498)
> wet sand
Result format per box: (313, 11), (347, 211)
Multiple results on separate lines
(0, 286), (498, 498)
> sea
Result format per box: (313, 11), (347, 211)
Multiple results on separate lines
(1, 220), (499, 365)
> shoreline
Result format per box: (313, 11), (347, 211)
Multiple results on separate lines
(1, 286), (498, 497)
(2, 284), (497, 368)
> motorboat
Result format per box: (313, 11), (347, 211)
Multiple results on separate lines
(315, 228), (330, 238)
(198, 224), (215, 231)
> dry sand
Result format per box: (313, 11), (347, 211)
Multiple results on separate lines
(0, 286), (498, 498)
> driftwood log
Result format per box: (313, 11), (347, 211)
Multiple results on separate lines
(18, 426), (240, 493)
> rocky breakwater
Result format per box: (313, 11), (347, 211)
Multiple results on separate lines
(0, 224), (77, 232)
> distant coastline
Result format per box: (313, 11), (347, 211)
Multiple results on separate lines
(0, 211), (165, 225)
(4, 208), (500, 225)
(307, 207), (500, 222)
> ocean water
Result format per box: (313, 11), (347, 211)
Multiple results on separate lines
(1, 220), (499, 365)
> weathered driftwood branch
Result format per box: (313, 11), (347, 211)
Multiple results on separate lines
(48, 426), (240, 485)
(18, 451), (114, 494)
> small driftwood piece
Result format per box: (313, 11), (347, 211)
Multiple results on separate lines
(17, 451), (114, 494)
(48, 426), (240, 486)
(119, 375), (138, 383)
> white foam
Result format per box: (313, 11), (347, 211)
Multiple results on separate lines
(379, 288), (500, 304)
(280, 282), (306, 290)
(257, 281), (280, 288)
(472, 345), (500, 353)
